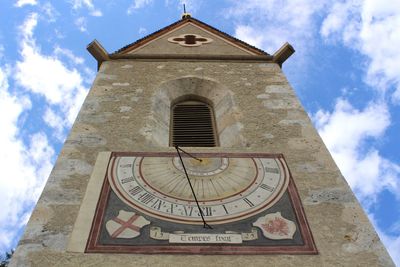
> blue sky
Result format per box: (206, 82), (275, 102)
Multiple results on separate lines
(0, 0), (399, 264)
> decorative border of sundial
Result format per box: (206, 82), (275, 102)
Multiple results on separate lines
(68, 152), (317, 255)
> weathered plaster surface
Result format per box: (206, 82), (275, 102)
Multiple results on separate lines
(10, 60), (394, 266)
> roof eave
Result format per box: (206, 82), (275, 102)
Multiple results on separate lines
(87, 39), (109, 70)
(272, 42), (295, 67)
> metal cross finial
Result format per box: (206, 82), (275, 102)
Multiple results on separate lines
(181, 3), (191, 19)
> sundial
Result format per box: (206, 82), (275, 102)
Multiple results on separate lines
(69, 151), (317, 254)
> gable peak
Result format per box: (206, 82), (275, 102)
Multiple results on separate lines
(112, 16), (270, 56)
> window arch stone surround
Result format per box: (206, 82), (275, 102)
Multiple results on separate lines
(141, 76), (245, 147)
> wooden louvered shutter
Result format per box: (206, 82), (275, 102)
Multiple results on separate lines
(171, 100), (217, 147)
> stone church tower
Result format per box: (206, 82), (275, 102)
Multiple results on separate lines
(11, 15), (394, 266)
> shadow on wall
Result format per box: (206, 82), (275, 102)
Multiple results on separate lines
(141, 76), (245, 147)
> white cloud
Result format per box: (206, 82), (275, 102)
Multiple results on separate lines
(20, 12), (38, 38)
(90, 10), (102, 17)
(15, 0), (37, 7)
(225, 0), (328, 87)
(15, 14), (85, 103)
(15, 13), (88, 132)
(313, 98), (400, 201)
(321, 0), (400, 103)
(234, 25), (264, 48)
(41, 2), (59, 22)
(127, 0), (153, 14)
(228, 0), (400, 102)
(226, 0), (326, 53)
(0, 67), (54, 251)
(320, 1), (359, 40)
(54, 46), (84, 65)
(74, 17), (87, 32)
(0, 11), (90, 252)
(71, 0), (103, 16)
(43, 108), (65, 140)
(0, 66), (11, 96)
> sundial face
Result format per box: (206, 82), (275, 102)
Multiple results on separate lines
(109, 156), (289, 224)
(77, 152), (317, 255)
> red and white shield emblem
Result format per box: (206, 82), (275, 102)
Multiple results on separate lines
(253, 212), (296, 240)
(106, 210), (150, 239)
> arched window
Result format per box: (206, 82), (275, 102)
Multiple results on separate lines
(171, 100), (218, 147)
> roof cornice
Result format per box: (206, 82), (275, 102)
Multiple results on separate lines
(109, 54), (273, 61)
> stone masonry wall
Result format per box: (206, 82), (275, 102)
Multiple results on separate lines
(10, 59), (394, 266)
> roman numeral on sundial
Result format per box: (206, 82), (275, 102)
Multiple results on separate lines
(129, 186), (143, 196)
(138, 193), (155, 204)
(243, 198), (254, 207)
(184, 206), (194, 216)
(120, 164), (132, 168)
(201, 206), (213, 217)
(265, 167), (279, 174)
(260, 183), (274, 192)
(151, 199), (164, 210)
(121, 176), (134, 184)
(222, 204), (229, 214)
